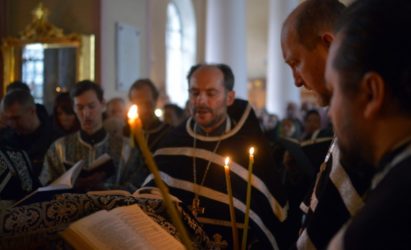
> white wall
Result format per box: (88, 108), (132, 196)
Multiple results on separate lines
(99, 0), (308, 112)
(100, 0), (148, 102)
(100, 0), (206, 106)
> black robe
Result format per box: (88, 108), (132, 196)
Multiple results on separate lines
(0, 146), (41, 206)
(297, 139), (374, 249)
(122, 119), (172, 189)
(329, 140), (411, 249)
(0, 106), (57, 177)
(143, 99), (288, 249)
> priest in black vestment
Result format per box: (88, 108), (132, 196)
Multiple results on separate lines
(0, 89), (57, 178)
(120, 78), (173, 189)
(326, 0), (411, 248)
(0, 146), (41, 208)
(143, 64), (288, 249)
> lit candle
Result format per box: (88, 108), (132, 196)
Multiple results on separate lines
(127, 105), (138, 147)
(241, 147), (255, 250)
(224, 157), (239, 250)
(127, 105), (192, 250)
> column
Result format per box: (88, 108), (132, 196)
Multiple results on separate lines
(205, 0), (248, 99)
(266, 0), (300, 117)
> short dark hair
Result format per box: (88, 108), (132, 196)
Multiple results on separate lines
(71, 80), (104, 102)
(54, 92), (75, 115)
(333, 0), (411, 114)
(6, 80), (30, 93)
(293, 0), (345, 49)
(2, 89), (35, 110)
(128, 79), (159, 101)
(186, 63), (235, 91)
(164, 103), (184, 117)
(304, 109), (320, 121)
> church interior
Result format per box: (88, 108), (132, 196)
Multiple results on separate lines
(0, 0), (355, 118)
(1, 0), (368, 249)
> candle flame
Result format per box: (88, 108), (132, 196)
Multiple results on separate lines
(127, 105), (138, 121)
(224, 157), (230, 169)
(249, 147), (255, 156)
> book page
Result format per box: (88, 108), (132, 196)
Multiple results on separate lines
(12, 162), (84, 207)
(88, 153), (111, 170)
(51, 160), (85, 187)
(63, 204), (185, 250)
(69, 209), (146, 250)
(113, 205), (185, 249)
(11, 184), (70, 208)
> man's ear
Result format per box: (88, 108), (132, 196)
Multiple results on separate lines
(226, 90), (235, 106)
(320, 32), (334, 48)
(361, 72), (385, 119)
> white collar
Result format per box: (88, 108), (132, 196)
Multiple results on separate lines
(186, 103), (252, 142)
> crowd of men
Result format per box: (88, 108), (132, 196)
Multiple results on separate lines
(1, 0), (411, 249)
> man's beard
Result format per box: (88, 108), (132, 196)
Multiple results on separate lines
(338, 140), (364, 168)
(338, 141), (375, 188)
(192, 106), (212, 115)
(193, 106), (226, 131)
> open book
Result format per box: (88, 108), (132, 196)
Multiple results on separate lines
(12, 160), (85, 207)
(13, 154), (115, 207)
(78, 153), (115, 178)
(61, 204), (185, 250)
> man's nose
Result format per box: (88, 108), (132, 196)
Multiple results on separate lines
(195, 92), (207, 104)
(82, 107), (91, 117)
(292, 71), (304, 88)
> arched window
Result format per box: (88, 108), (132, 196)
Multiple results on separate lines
(22, 43), (44, 104)
(166, 0), (196, 108)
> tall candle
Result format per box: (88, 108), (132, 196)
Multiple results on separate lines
(127, 105), (192, 250)
(128, 105), (137, 148)
(224, 157), (239, 250)
(241, 147), (255, 250)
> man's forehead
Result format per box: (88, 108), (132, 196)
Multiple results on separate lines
(190, 68), (224, 88)
(108, 100), (125, 108)
(3, 104), (25, 118)
(282, 32), (305, 61)
(131, 86), (154, 100)
(4, 102), (25, 112)
(192, 66), (223, 77)
(189, 85), (221, 91)
(74, 90), (100, 104)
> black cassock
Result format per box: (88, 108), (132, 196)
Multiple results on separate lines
(143, 99), (288, 249)
(0, 146), (40, 206)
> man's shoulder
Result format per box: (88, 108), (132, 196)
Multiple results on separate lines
(157, 120), (190, 147)
(373, 155), (411, 193)
(0, 146), (30, 163)
(156, 122), (173, 134)
(149, 121), (173, 139)
(51, 132), (79, 147)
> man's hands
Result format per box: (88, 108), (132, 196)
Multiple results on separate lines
(74, 170), (108, 192)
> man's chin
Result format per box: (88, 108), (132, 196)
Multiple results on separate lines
(338, 140), (366, 167)
(194, 113), (209, 121)
(81, 125), (95, 134)
(194, 119), (209, 128)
